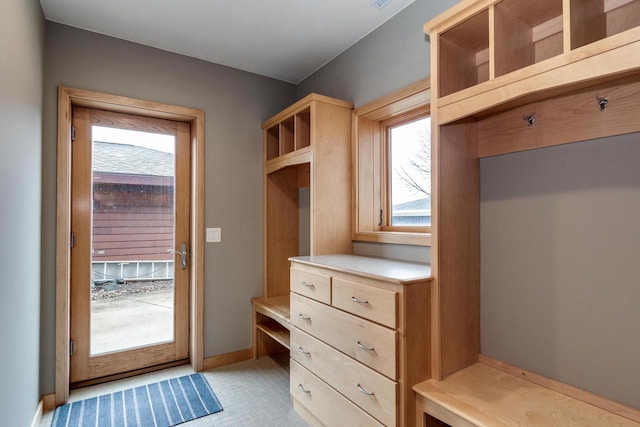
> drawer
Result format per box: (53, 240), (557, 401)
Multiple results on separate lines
(291, 327), (397, 427)
(332, 278), (398, 328)
(290, 293), (397, 379)
(290, 360), (385, 427)
(290, 268), (331, 304)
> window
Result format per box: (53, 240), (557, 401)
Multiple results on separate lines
(352, 79), (431, 246)
(385, 114), (431, 230)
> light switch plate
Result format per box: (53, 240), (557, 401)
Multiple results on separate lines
(206, 227), (221, 242)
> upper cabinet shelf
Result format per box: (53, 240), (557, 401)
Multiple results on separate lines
(265, 107), (310, 161)
(425, 0), (640, 124)
(263, 93), (352, 173)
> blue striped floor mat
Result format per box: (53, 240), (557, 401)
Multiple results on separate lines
(51, 373), (223, 427)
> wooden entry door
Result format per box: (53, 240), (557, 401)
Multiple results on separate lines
(69, 107), (190, 384)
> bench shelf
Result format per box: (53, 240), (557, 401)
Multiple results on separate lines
(414, 360), (640, 426)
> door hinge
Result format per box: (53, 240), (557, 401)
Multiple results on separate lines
(71, 125), (76, 141)
(70, 232), (75, 248)
(69, 339), (75, 356)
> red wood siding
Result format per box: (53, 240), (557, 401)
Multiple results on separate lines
(92, 180), (175, 262)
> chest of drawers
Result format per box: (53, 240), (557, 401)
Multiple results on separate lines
(288, 255), (432, 427)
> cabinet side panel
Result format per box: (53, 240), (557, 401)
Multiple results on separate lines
(399, 282), (432, 427)
(438, 121), (480, 377)
(439, 37), (479, 97)
(311, 103), (353, 255)
(494, 5), (535, 77)
(570, 0), (606, 49)
(266, 168), (300, 296)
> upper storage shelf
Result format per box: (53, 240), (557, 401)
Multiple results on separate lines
(265, 108), (309, 161)
(425, 0), (640, 124)
(262, 93), (352, 174)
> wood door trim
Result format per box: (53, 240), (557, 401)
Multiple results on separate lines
(56, 86), (205, 406)
(90, 108), (179, 135)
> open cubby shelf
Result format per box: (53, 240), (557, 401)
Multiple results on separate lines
(431, 0), (640, 100)
(439, 9), (490, 96)
(265, 107), (312, 161)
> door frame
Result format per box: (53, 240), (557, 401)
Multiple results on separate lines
(55, 86), (205, 406)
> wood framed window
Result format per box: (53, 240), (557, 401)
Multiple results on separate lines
(352, 79), (431, 246)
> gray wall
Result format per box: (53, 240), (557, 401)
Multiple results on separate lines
(0, 0), (44, 424)
(41, 22), (296, 394)
(298, 0), (458, 262)
(297, 0), (460, 108)
(481, 133), (640, 409)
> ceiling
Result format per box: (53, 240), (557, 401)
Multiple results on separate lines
(39, 0), (416, 84)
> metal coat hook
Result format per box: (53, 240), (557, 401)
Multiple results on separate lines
(596, 94), (608, 111)
(523, 114), (536, 127)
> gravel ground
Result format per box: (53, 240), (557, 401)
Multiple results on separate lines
(91, 280), (174, 300)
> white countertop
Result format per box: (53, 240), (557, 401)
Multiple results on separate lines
(289, 254), (432, 285)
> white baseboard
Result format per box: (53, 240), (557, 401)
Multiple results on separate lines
(30, 400), (43, 427)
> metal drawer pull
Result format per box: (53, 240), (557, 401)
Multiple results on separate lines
(351, 296), (369, 304)
(356, 384), (375, 396)
(298, 346), (311, 355)
(301, 281), (315, 288)
(298, 313), (311, 321)
(356, 340), (375, 351)
(298, 384), (311, 394)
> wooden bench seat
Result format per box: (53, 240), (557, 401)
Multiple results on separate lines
(414, 362), (639, 427)
(251, 296), (290, 357)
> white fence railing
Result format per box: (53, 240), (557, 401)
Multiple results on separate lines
(92, 260), (174, 283)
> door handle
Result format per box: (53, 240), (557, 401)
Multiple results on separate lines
(168, 242), (188, 269)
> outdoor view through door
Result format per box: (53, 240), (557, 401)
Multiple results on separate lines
(70, 108), (190, 384)
(91, 125), (176, 354)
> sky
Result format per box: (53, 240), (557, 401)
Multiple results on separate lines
(390, 116), (431, 204)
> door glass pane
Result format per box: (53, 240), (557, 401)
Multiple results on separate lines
(389, 116), (431, 226)
(90, 126), (176, 356)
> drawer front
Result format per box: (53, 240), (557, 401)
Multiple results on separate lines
(290, 360), (385, 427)
(290, 268), (331, 304)
(332, 278), (398, 328)
(291, 327), (397, 427)
(290, 293), (397, 379)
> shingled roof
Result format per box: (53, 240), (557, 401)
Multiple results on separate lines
(393, 196), (431, 211)
(93, 141), (174, 177)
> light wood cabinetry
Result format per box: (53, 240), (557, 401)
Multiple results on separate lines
(253, 93), (353, 358)
(289, 255), (432, 427)
(291, 328), (397, 426)
(291, 291), (398, 378)
(422, 0), (640, 425)
(291, 360), (385, 427)
(414, 359), (640, 427)
(290, 267), (331, 304)
(426, 0), (640, 124)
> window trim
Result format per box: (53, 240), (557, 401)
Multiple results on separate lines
(352, 79), (431, 246)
